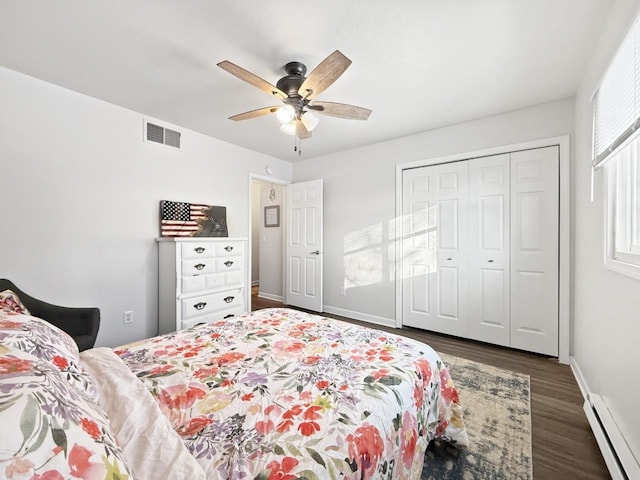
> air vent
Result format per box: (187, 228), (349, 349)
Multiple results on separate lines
(144, 121), (181, 149)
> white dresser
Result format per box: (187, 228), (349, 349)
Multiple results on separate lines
(157, 237), (248, 334)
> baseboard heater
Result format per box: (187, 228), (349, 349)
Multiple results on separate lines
(583, 394), (640, 480)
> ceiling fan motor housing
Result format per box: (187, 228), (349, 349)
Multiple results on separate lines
(276, 61), (307, 97)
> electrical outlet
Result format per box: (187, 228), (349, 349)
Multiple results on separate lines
(123, 311), (133, 325)
(340, 286), (346, 296)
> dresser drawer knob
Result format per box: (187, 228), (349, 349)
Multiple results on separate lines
(224, 296), (234, 303)
(194, 247), (206, 254)
(224, 246), (234, 252)
(193, 302), (207, 310)
(194, 263), (206, 270)
(223, 314), (235, 319)
(224, 261), (234, 267)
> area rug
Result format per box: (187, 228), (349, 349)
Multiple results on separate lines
(421, 353), (532, 480)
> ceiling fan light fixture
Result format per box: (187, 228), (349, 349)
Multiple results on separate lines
(302, 111), (319, 132)
(280, 120), (296, 135)
(275, 105), (295, 124)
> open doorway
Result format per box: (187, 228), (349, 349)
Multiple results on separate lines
(249, 177), (287, 309)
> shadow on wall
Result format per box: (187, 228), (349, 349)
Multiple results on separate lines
(343, 208), (436, 290)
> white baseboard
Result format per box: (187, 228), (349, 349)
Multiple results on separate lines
(572, 357), (640, 480)
(570, 356), (589, 400)
(322, 305), (395, 328)
(583, 396), (632, 480)
(257, 292), (283, 302)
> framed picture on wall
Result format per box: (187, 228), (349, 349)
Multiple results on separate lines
(264, 205), (280, 227)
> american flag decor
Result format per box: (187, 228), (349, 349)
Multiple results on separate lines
(160, 201), (228, 237)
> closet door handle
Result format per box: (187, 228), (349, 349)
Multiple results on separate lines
(224, 261), (234, 267)
(224, 296), (234, 303)
(194, 247), (206, 254)
(488, 259), (494, 263)
(224, 246), (234, 252)
(193, 302), (207, 311)
(194, 263), (206, 271)
(446, 257), (452, 261)
(223, 314), (235, 319)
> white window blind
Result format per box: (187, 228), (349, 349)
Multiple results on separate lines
(593, 18), (640, 168)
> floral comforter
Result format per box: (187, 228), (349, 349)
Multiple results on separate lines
(115, 308), (468, 479)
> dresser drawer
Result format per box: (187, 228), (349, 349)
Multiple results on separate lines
(181, 272), (226, 294)
(181, 306), (244, 330)
(225, 270), (244, 287)
(181, 242), (216, 260)
(215, 256), (243, 273)
(215, 241), (244, 257)
(181, 258), (216, 276)
(181, 289), (244, 320)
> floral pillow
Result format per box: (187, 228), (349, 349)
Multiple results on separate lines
(0, 312), (97, 402)
(0, 353), (132, 480)
(0, 289), (30, 315)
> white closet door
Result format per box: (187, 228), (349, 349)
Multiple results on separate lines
(402, 161), (469, 336)
(510, 146), (559, 356)
(468, 154), (511, 346)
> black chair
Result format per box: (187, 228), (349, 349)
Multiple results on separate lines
(0, 279), (100, 351)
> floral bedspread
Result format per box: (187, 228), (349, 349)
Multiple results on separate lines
(115, 308), (468, 479)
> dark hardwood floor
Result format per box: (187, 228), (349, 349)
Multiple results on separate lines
(251, 287), (610, 480)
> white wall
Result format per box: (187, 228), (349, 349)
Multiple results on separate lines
(251, 181), (261, 284)
(293, 98), (574, 324)
(0, 66), (292, 347)
(573, 0), (640, 464)
(258, 182), (284, 299)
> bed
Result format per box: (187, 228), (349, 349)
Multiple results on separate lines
(0, 291), (468, 480)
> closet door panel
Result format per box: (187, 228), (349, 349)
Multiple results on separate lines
(510, 146), (559, 356)
(468, 154), (510, 346)
(402, 162), (468, 336)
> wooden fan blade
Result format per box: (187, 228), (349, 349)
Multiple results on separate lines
(309, 101), (372, 120)
(298, 50), (352, 99)
(296, 119), (312, 139)
(218, 60), (287, 99)
(229, 106), (279, 121)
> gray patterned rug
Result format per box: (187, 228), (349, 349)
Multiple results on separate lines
(421, 353), (532, 480)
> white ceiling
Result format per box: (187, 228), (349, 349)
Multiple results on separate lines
(0, 0), (613, 161)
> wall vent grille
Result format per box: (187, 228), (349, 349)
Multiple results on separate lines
(145, 121), (181, 149)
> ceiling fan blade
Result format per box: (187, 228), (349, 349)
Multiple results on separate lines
(308, 101), (372, 120)
(229, 106), (279, 121)
(218, 60), (287, 99)
(296, 119), (312, 139)
(298, 50), (352, 99)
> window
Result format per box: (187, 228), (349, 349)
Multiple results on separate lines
(594, 16), (640, 278)
(605, 132), (640, 278)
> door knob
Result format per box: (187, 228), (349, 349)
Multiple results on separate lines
(310, 250), (320, 255)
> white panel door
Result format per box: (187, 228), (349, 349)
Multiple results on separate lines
(510, 147), (559, 356)
(402, 162), (469, 336)
(468, 154), (511, 346)
(285, 179), (323, 312)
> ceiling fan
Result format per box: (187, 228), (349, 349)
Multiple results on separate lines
(217, 50), (371, 152)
